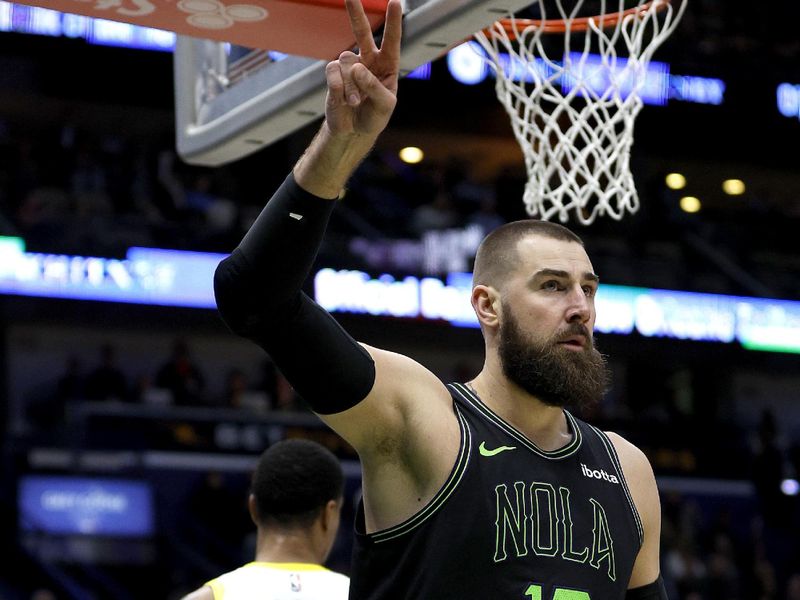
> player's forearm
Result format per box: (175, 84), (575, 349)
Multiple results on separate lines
(228, 171), (335, 309)
(219, 120), (372, 315)
(293, 121), (378, 199)
(213, 168), (376, 414)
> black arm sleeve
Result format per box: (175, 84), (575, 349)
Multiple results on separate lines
(214, 173), (375, 414)
(626, 576), (668, 600)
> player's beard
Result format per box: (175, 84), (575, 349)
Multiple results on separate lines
(498, 305), (610, 412)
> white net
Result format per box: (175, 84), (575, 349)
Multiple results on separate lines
(474, 0), (686, 224)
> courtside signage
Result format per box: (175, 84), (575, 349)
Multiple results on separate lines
(314, 268), (800, 354)
(19, 475), (154, 536)
(0, 236), (796, 354)
(0, 236), (222, 308)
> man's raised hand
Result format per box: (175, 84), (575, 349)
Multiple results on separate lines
(325, 0), (403, 137)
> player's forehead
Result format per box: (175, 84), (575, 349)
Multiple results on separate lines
(512, 235), (595, 279)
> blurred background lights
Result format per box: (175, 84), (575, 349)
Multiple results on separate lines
(680, 196), (701, 213)
(722, 178), (746, 195)
(399, 146), (424, 164)
(781, 478), (800, 496)
(665, 172), (687, 190)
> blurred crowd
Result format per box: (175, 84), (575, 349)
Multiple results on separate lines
(516, 0), (800, 72)
(24, 338), (306, 437)
(675, 0), (800, 70)
(1, 121), (798, 303)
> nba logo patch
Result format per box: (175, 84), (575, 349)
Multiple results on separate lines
(290, 573), (302, 592)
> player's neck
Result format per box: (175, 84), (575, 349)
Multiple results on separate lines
(255, 529), (323, 566)
(469, 369), (572, 452)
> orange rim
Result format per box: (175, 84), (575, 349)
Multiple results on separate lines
(482, 0), (671, 40)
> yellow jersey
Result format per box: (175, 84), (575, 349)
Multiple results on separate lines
(205, 562), (349, 600)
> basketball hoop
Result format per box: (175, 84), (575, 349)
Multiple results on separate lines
(474, 0), (686, 224)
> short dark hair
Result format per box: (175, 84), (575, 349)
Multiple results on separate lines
(472, 220), (584, 289)
(251, 439), (344, 528)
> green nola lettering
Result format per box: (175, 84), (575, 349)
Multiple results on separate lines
(524, 583), (591, 600)
(494, 482), (616, 582)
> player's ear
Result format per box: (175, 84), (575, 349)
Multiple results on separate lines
(247, 494), (259, 526)
(472, 285), (501, 329)
(320, 498), (340, 532)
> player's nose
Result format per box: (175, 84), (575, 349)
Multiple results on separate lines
(565, 286), (591, 324)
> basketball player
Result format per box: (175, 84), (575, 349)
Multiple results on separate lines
(214, 0), (667, 597)
(181, 439), (349, 600)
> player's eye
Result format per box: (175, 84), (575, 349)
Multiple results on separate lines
(542, 280), (561, 291)
(582, 285), (596, 298)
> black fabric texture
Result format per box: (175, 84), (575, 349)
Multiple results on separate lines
(626, 576), (668, 600)
(237, 172), (337, 303)
(214, 172), (375, 414)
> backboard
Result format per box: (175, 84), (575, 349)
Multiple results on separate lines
(174, 0), (538, 166)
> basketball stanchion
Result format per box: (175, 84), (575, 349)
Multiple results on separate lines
(474, 0), (686, 224)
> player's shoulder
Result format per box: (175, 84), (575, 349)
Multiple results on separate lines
(179, 585), (214, 600)
(322, 567), (350, 582)
(603, 431), (662, 537)
(360, 342), (452, 403)
(318, 568), (350, 596)
(603, 430), (656, 485)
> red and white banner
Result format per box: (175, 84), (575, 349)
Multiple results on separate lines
(9, 0), (388, 58)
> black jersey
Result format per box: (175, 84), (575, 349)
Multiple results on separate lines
(349, 382), (643, 600)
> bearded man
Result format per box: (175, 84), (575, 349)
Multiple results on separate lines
(213, 1), (666, 598)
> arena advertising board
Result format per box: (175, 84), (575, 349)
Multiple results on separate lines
(0, 236), (797, 354)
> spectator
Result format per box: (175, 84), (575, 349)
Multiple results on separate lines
(752, 409), (790, 527)
(272, 372), (304, 413)
(787, 573), (800, 600)
(467, 191), (505, 236)
(155, 339), (206, 405)
(224, 367), (269, 413)
(84, 343), (128, 401)
(56, 354), (84, 403)
(26, 355), (82, 433)
(409, 188), (460, 236)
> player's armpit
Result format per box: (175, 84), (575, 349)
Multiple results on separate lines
(626, 575), (668, 599)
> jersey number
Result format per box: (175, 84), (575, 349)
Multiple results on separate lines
(525, 584), (591, 600)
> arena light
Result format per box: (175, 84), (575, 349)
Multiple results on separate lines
(680, 196), (701, 213)
(406, 62), (432, 80)
(722, 179), (746, 196)
(777, 82), (800, 120)
(399, 146), (424, 164)
(781, 479), (800, 496)
(447, 41), (489, 85)
(665, 173), (686, 190)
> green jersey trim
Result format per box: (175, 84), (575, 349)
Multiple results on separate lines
(370, 404), (472, 543)
(449, 382), (583, 460)
(588, 424), (644, 546)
